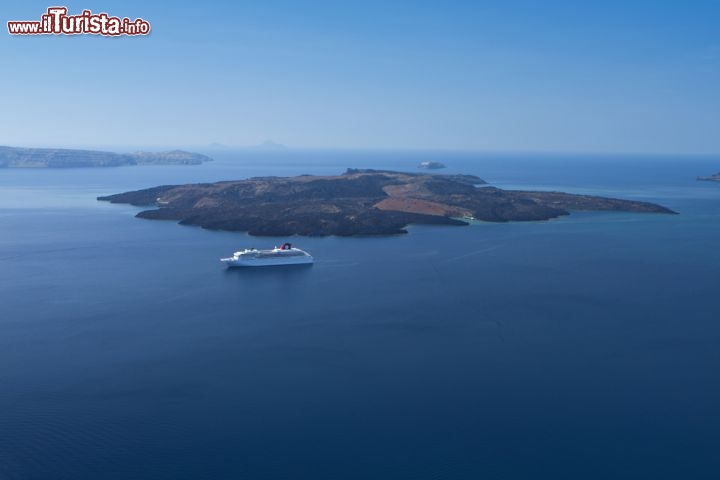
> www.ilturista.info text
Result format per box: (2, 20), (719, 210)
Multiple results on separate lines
(7, 7), (150, 36)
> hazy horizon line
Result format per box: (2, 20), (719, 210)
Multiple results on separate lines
(1, 142), (719, 158)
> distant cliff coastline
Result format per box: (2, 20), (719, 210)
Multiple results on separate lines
(0, 146), (212, 168)
(98, 169), (677, 237)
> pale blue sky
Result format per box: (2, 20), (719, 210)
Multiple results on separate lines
(1, 0), (719, 152)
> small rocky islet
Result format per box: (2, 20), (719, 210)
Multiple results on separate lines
(98, 168), (677, 236)
(697, 173), (720, 182)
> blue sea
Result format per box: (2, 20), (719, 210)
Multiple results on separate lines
(1, 151), (719, 479)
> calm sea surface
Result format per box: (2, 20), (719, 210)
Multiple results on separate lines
(1, 151), (719, 479)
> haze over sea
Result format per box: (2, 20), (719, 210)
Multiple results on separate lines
(1, 150), (719, 479)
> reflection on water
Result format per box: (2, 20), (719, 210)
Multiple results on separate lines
(223, 262), (314, 280)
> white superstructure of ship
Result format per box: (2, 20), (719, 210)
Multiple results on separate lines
(221, 243), (313, 267)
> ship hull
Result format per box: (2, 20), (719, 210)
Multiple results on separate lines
(221, 255), (314, 267)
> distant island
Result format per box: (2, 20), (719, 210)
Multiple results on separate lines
(98, 169), (676, 236)
(697, 173), (720, 182)
(0, 146), (212, 168)
(205, 140), (288, 150)
(418, 161), (446, 169)
(252, 140), (287, 150)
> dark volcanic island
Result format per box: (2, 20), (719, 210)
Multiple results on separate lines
(98, 169), (676, 236)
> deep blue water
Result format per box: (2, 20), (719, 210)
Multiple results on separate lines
(1, 151), (720, 479)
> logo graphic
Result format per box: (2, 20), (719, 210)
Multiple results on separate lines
(8, 7), (150, 36)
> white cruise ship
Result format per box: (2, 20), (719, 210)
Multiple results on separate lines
(221, 243), (314, 267)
